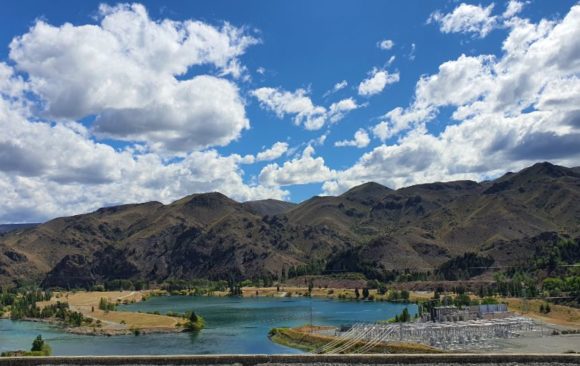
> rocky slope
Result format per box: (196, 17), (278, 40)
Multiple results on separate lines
(0, 162), (579, 288)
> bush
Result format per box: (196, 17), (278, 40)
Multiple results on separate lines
(184, 311), (205, 331)
(31, 335), (44, 352)
(98, 298), (116, 312)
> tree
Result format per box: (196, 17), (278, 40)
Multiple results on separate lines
(184, 310), (204, 331)
(478, 286), (485, 299)
(401, 308), (411, 322)
(31, 335), (44, 352)
(188, 311), (199, 323)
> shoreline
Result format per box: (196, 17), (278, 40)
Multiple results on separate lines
(268, 326), (443, 354)
(33, 290), (188, 336)
(10, 288), (577, 337)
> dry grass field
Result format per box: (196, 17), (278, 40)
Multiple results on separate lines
(214, 286), (434, 302)
(269, 325), (443, 353)
(36, 291), (181, 335)
(34, 288), (580, 336)
(505, 298), (580, 329)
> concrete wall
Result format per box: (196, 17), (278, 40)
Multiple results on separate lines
(0, 354), (579, 366)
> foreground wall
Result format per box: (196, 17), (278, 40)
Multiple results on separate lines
(0, 354), (579, 366)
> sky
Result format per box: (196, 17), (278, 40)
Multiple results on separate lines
(0, 0), (579, 223)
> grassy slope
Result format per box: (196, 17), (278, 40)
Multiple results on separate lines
(269, 326), (442, 354)
(506, 298), (580, 329)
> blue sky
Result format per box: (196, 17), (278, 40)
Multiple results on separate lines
(0, 0), (579, 222)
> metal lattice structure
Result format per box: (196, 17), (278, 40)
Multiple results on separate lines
(315, 316), (545, 353)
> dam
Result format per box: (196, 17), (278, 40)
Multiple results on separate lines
(0, 354), (579, 366)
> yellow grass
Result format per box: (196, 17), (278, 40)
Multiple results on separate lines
(505, 298), (580, 329)
(214, 286), (433, 302)
(270, 326), (442, 354)
(36, 290), (181, 335)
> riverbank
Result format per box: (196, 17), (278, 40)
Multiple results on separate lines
(211, 286), (434, 302)
(35, 291), (187, 336)
(269, 326), (442, 354)
(27, 289), (580, 335)
(212, 287), (580, 328)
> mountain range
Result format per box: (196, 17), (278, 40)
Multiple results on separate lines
(0, 162), (579, 288)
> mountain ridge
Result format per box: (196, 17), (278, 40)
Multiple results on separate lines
(1, 161), (579, 288)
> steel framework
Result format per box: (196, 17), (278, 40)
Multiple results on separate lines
(315, 316), (544, 353)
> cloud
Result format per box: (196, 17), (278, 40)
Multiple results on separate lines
(252, 87), (327, 130)
(335, 129), (371, 148)
(0, 5), (290, 223)
(326, 4), (580, 194)
(372, 106), (436, 141)
(259, 146), (335, 186)
(93, 76), (249, 154)
(0, 94), (288, 222)
(503, 1), (525, 19)
(252, 88), (358, 130)
(373, 54), (495, 140)
(323, 80), (348, 97)
(9, 3), (257, 154)
(0, 63), (27, 99)
(378, 39), (395, 50)
(256, 141), (289, 161)
(358, 68), (400, 96)
(428, 3), (497, 38)
(328, 98), (359, 123)
(409, 43), (416, 61)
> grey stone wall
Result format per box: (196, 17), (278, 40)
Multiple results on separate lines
(0, 354), (579, 366)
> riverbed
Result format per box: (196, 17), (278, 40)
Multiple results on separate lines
(0, 296), (415, 355)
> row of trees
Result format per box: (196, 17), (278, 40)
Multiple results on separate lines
(0, 288), (89, 327)
(10, 298), (87, 327)
(98, 297), (116, 312)
(542, 276), (580, 296)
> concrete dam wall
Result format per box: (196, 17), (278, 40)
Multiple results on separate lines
(0, 354), (579, 366)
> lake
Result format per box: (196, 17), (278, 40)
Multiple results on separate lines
(0, 296), (416, 355)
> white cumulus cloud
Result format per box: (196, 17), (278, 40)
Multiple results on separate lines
(323, 80), (348, 97)
(252, 88), (359, 130)
(358, 68), (400, 96)
(428, 3), (497, 38)
(0, 4), (293, 223)
(378, 39), (395, 50)
(503, 0), (525, 19)
(256, 141), (289, 162)
(0, 91), (288, 222)
(335, 129), (371, 148)
(259, 146), (335, 186)
(327, 4), (580, 195)
(9, 3), (257, 154)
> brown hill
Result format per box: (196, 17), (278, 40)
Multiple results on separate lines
(0, 162), (579, 288)
(242, 199), (297, 216)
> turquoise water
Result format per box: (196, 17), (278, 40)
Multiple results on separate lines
(0, 296), (415, 355)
